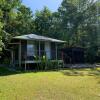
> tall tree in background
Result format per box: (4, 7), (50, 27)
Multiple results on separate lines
(11, 5), (35, 35)
(48, 12), (62, 39)
(0, 0), (99, 63)
(0, 0), (21, 49)
(0, 0), (35, 50)
(58, 0), (79, 45)
(57, 0), (98, 62)
(0, 9), (4, 51)
(34, 7), (52, 36)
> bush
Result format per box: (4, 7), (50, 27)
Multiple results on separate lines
(37, 55), (63, 70)
(3, 58), (10, 64)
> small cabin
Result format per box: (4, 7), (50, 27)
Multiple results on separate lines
(9, 34), (66, 70)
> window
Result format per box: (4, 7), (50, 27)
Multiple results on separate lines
(27, 45), (35, 56)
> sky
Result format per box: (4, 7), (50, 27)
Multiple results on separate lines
(22, 0), (98, 13)
(22, 0), (63, 13)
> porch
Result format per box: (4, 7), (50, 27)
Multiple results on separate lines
(10, 34), (65, 70)
(11, 44), (63, 70)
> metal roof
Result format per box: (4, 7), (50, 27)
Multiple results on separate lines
(13, 34), (66, 43)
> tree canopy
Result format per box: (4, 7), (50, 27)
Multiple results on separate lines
(0, 0), (100, 62)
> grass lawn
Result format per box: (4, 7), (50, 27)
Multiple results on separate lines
(0, 67), (100, 100)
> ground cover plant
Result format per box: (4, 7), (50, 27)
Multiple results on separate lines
(0, 67), (100, 100)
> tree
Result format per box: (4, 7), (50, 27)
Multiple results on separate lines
(0, 8), (4, 51)
(48, 12), (62, 39)
(10, 5), (35, 35)
(0, 0), (21, 49)
(57, 0), (99, 62)
(34, 6), (52, 36)
(58, 0), (79, 45)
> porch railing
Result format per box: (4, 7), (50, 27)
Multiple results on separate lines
(21, 50), (63, 61)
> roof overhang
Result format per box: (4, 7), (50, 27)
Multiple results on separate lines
(13, 34), (66, 43)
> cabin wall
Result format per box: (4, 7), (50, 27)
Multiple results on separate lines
(45, 42), (51, 59)
(27, 41), (35, 57)
(26, 40), (52, 60)
(11, 40), (20, 63)
(21, 40), (27, 61)
(12, 40), (62, 62)
(27, 40), (39, 60)
(11, 40), (27, 63)
(51, 42), (56, 60)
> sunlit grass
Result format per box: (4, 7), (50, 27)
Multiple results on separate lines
(0, 67), (100, 100)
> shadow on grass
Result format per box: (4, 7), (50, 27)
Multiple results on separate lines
(0, 66), (60, 76)
(0, 66), (100, 77)
(0, 66), (22, 76)
(60, 68), (100, 76)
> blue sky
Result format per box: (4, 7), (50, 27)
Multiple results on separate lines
(22, 0), (97, 13)
(22, 0), (63, 13)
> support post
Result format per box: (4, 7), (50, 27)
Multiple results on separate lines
(11, 51), (13, 66)
(56, 43), (59, 69)
(56, 43), (58, 60)
(25, 61), (26, 71)
(39, 41), (41, 60)
(24, 42), (28, 71)
(19, 40), (21, 68)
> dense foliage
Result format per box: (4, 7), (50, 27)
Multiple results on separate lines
(0, 0), (100, 62)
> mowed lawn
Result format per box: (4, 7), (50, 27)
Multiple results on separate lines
(0, 67), (100, 100)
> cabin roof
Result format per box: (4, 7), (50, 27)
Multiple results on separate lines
(13, 34), (66, 43)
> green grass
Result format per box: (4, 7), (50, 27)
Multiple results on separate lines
(0, 67), (100, 100)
